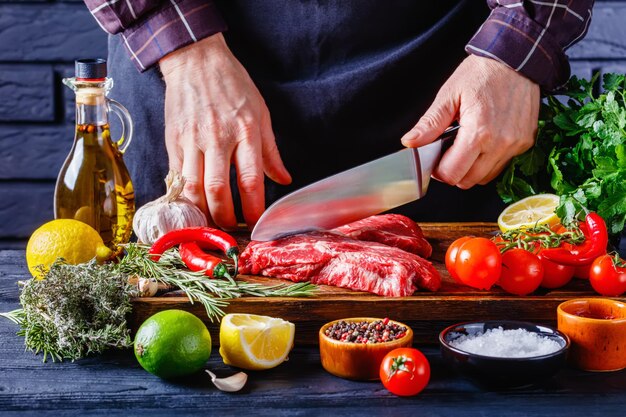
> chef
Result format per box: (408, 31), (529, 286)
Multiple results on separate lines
(84, 0), (593, 229)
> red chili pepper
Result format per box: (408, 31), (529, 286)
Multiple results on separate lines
(541, 213), (608, 266)
(149, 227), (239, 275)
(179, 241), (230, 279)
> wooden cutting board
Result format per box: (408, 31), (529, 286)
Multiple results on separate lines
(130, 223), (616, 345)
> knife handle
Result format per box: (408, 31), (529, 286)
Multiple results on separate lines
(439, 124), (459, 153)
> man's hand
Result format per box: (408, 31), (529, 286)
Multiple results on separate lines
(401, 55), (540, 189)
(159, 34), (292, 229)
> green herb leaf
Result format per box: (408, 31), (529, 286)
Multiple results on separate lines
(603, 73), (625, 92)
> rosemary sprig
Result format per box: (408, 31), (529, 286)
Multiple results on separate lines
(115, 243), (317, 321)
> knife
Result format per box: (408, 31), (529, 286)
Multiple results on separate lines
(251, 125), (460, 241)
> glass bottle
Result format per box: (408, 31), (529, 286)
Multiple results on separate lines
(55, 59), (135, 249)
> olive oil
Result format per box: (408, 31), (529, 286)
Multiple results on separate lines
(55, 123), (134, 247)
(55, 59), (135, 249)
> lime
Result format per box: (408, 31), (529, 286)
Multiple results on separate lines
(134, 310), (212, 379)
(26, 219), (111, 279)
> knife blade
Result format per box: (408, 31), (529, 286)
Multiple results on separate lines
(251, 125), (459, 241)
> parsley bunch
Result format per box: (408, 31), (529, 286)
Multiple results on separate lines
(497, 73), (626, 234)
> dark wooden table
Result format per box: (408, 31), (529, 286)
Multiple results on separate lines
(1, 249), (626, 417)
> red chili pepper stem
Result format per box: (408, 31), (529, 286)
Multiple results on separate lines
(189, 241), (239, 277)
(213, 263), (234, 283)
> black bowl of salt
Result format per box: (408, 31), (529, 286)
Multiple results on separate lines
(439, 320), (570, 388)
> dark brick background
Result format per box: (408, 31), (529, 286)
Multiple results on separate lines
(0, 1), (625, 248)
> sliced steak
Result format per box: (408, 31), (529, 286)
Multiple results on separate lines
(333, 214), (432, 258)
(239, 230), (440, 297)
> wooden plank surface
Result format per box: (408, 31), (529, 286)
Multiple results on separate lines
(130, 223), (621, 345)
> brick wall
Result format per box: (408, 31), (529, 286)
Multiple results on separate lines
(0, 1), (625, 248)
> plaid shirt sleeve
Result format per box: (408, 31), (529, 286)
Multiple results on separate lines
(84, 0), (227, 72)
(466, 0), (594, 90)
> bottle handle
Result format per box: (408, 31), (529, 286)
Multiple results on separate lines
(107, 98), (133, 154)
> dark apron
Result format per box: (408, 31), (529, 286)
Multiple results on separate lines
(108, 0), (505, 222)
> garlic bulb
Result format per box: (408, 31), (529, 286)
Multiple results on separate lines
(132, 170), (207, 244)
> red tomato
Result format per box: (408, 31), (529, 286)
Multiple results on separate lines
(574, 262), (593, 280)
(498, 249), (544, 296)
(445, 236), (472, 284)
(455, 237), (502, 290)
(537, 250), (575, 289)
(379, 348), (430, 397)
(589, 255), (626, 296)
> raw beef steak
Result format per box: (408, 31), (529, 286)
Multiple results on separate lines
(333, 214), (432, 258)
(240, 215), (440, 296)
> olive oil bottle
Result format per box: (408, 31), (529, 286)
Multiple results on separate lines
(55, 59), (135, 248)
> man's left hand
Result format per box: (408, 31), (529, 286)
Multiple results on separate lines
(401, 54), (540, 189)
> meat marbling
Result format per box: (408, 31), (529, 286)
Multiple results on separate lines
(333, 213), (432, 258)
(239, 215), (440, 297)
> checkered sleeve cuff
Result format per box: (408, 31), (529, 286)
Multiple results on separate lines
(466, 8), (572, 91)
(119, 0), (227, 72)
(466, 0), (594, 92)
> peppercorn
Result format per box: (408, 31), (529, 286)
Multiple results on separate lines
(324, 318), (407, 344)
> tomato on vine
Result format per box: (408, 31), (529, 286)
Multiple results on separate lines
(537, 250), (575, 289)
(455, 238), (501, 290)
(379, 348), (430, 397)
(445, 236), (472, 284)
(589, 254), (626, 296)
(574, 263), (593, 280)
(498, 249), (543, 296)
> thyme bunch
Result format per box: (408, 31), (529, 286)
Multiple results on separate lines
(0, 261), (134, 362)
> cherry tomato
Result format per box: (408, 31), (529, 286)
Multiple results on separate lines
(589, 255), (626, 296)
(379, 348), (430, 397)
(537, 250), (575, 289)
(574, 262), (593, 280)
(498, 249), (544, 296)
(445, 236), (472, 284)
(455, 237), (502, 290)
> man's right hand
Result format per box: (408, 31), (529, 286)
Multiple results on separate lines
(159, 33), (292, 230)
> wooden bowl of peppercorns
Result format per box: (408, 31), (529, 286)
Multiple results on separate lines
(319, 317), (414, 380)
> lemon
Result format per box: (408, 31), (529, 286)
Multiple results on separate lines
(497, 194), (561, 232)
(134, 310), (212, 379)
(219, 314), (295, 371)
(26, 219), (112, 279)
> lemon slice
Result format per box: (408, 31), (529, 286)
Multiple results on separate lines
(219, 314), (295, 370)
(497, 194), (561, 232)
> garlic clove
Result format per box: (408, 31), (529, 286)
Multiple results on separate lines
(137, 277), (159, 297)
(206, 369), (248, 392)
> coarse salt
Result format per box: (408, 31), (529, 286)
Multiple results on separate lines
(449, 327), (562, 358)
